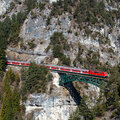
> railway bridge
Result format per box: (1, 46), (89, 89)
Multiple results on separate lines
(7, 60), (108, 105)
(7, 60), (108, 87)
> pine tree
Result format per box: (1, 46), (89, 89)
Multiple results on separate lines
(15, 73), (20, 87)
(0, 93), (13, 120)
(5, 68), (15, 84)
(0, 74), (13, 120)
(70, 96), (94, 120)
(12, 87), (20, 118)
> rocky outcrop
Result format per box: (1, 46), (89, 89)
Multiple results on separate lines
(25, 94), (77, 120)
(19, 3), (120, 66)
(25, 71), (100, 120)
(0, 0), (12, 15)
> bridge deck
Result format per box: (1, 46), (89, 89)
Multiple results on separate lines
(7, 60), (108, 78)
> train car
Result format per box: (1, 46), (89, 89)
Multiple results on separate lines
(89, 70), (108, 77)
(7, 60), (108, 78)
(7, 60), (30, 67)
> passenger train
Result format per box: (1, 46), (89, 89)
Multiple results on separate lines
(7, 60), (108, 77)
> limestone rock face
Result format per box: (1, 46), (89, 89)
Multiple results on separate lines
(19, 5), (120, 66)
(25, 94), (76, 120)
(0, 0), (12, 15)
(24, 71), (100, 120)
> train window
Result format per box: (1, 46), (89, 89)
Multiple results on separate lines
(94, 71), (99, 73)
(73, 70), (79, 72)
(52, 67), (56, 69)
(65, 69), (70, 71)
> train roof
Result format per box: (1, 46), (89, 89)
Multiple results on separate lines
(7, 60), (106, 73)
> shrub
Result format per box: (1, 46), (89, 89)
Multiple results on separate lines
(39, 2), (45, 11)
(50, 32), (67, 45)
(25, 0), (36, 11)
(74, 32), (78, 36)
(28, 41), (36, 49)
(47, 73), (53, 82)
(31, 11), (37, 19)
(53, 44), (63, 58)
(46, 17), (51, 26)
(50, 32), (71, 66)
(60, 55), (71, 66)
(45, 45), (51, 52)
(73, 60), (76, 67)
(108, 48), (114, 53)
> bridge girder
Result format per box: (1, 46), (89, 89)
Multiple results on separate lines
(59, 73), (107, 87)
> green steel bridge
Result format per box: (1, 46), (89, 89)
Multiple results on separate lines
(58, 72), (108, 87)
(7, 60), (108, 87)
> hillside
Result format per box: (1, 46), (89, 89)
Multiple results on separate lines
(0, 0), (120, 120)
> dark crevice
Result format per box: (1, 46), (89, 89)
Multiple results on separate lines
(63, 81), (82, 105)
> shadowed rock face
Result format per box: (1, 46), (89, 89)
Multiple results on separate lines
(63, 82), (82, 105)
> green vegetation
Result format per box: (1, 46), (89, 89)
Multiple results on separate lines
(0, 50), (6, 79)
(50, 32), (71, 66)
(39, 2), (45, 11)
(50, 32), (67, 45)
(28, 40), (36, 49)
(20, 38), (27, 50)
(21, 62), (52, 95)
(25, 0), (36, 11)
(74, 0), (116, 28)
(50, 0), (120, 40)
(9, 12), (27, 45)
(50, 0), (119, 29)
(31, 11), (37, 19)
(45, 45), (51, 52)
(0, 12), (27, 45)
(47, 73), (53, 82)
(50, 0), (76, 17)
(0, 69), (21, 120)
(108, 48), (114, 53)
(0, 10), (27, 78)
(70, 96), (94, 120)
(75, 44), (101, 70)
(52, 44), (63, 58)
(46, 17), (51, 26)
(70, 65), (120, 119)
(5, 68), (15, 84)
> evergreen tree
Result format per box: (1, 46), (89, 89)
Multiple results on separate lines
(70, 96), (94, 120)
(25, 0), (36, 11)
(0, 93), (13, 120)
(12, 87), (20, 119)
(3, 73), (11, 94)
(15, 73), (20, 87)
(21, 62), (48, 94)
(0, 70), (21, 120)
(0, 73), (13, 120)
(5, 68), (15, 84)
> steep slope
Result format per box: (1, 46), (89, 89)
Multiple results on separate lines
(0, 0), (120, 120)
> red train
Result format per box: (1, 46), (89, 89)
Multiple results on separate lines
(7, 60), (108, 77)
